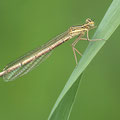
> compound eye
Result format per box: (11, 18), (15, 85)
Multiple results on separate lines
(86, 18), (92, 23)
(91, 22), (94, 26)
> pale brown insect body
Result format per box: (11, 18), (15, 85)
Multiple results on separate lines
(0, 18), (101, 81)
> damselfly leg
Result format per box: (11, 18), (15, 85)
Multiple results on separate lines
(72, 30), (103, 64)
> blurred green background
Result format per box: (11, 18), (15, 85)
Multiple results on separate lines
(0, 0), (120, 120)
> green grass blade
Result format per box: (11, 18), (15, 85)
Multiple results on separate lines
(48, 0), (120, 119)
(48, 74), (83, 120)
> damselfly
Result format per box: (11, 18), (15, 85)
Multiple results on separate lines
(0, 18), (102, 81)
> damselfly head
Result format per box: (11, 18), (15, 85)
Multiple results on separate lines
(86, 18), (94, 27)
